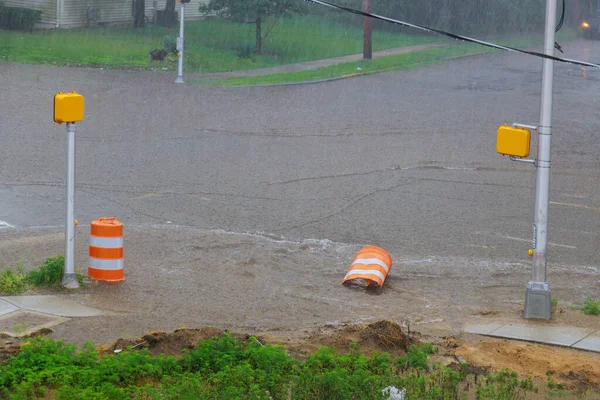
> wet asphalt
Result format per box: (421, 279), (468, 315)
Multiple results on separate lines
(1, 39), (599, 273)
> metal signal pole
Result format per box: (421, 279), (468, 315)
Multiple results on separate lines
(524, 0), (558, 320)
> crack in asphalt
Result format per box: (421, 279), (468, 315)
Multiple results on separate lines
(285, 178), (417, 230)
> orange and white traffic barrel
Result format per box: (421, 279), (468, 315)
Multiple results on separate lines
(88, 217), (124, 282)
(343, 246), (392, 288)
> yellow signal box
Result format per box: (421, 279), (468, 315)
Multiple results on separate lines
(496, 125), (531, 158)
(54, 92), (84, 124)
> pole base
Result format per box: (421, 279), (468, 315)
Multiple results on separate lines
(524, 281), (551, 320)
(61, 273), (80, 289)
(175, 75), (184, 84)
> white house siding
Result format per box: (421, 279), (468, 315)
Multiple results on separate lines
(147, 0), (209, 21)
(60, 0), (133, 28)
(11, 0), (210, 28)
(3, 0), (57, 26)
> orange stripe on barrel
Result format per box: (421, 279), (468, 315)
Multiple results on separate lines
(88, 267), (124, 282)
(89, 246), (123, 260)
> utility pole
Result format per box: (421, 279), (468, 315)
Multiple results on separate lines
(524, 0), (558, 320)
(363, 0), (372, 60)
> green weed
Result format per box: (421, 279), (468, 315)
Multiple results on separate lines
(0, 256), (86, 295)
(581, 298), (600, 316)
(0, 333), (549, 400)
(26, 256), (65, 288)
(396, 342), (439, 371)
(0, 267), (28, 295)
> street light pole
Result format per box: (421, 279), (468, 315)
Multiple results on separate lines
(175, 0), (185, 84)
(524, 0), (557, 319)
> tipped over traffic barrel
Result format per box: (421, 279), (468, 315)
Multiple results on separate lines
(88, 217), (124, 282)
(343, 246), (392, 288)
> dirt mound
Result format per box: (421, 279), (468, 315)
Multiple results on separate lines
(456, 340), (600, 390)
(106, 327), (227, 356)
(0, 340), (21, 364)
(287, 320), (411, 358)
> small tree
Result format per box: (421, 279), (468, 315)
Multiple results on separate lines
(200, 0), (303, 54)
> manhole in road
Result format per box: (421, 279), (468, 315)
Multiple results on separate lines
(0, 311), (69, 337)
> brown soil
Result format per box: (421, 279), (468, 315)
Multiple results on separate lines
(456, 340), (600, 391)
(104, 327), (228, 356)
(0, 337), (21, 364)
(101, 320), (412, 359)
(284, 320), (412, 359)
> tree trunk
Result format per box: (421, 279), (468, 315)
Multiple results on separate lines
(133, 0), (145, 28)
(256, 17), (262, 54)
(166, 0), (176, 13)
(157, 0), (176, 27)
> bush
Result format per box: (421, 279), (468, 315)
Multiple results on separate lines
(162, 35), (178, 54)
(26, 256), (64, 288)
(396, 343), (438, 372)
(235, 41), (255, 59)
(0, 267), (28, 295)
(581, 298), (600, 315)
(0, 3), (42, 31)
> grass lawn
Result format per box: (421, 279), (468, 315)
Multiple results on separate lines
(205, 45), (483, 86)
(205, 29), (579, 86)
(0, 15), (440, 72)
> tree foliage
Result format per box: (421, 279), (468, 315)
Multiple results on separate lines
(200, 0), (304, 53)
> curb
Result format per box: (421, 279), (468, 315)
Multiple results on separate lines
(207, 50), (492, 89)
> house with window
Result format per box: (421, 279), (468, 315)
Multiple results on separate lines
(2, 0), (208, 28)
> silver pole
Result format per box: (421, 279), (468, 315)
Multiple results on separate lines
(524, 0), (557, 319)
(175, 2), (185, 84)
(62, 123), (80, 289)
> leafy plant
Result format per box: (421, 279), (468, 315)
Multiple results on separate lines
(0, 267), (28, 295)
(0, 256), (86, 295)
(27, 256), (64, 288)
(162, 35), (177, 54)
(581, 297), (600, 315)
(0, 335), (546, 399)
(396, 343), (438, 371)
(235, 40), (256, 59)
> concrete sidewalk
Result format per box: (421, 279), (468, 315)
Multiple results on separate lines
(464, 320), (600, 353)
(199, 44), (445, 79)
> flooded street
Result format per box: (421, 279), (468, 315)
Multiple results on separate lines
(1, 38), (600, 344)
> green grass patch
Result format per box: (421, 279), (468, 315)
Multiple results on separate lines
(0, 333), (542, 400)
(580, 297), (600, 316)
(206, 44), (482, 86)
(0, 16), (438, 72)
(0, 256), (85, 295)
(206, 29), (578, 86)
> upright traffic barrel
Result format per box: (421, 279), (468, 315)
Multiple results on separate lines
(343, 246), (392, 288)
(88, 217), (124, 282)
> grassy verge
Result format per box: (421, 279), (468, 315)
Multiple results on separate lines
(204, 44), (483, 86)
(0, 256), (85, 295)
(0, 16), (438, 72)
(0, 333), (543, 400)
(206, 29), (579, 86)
